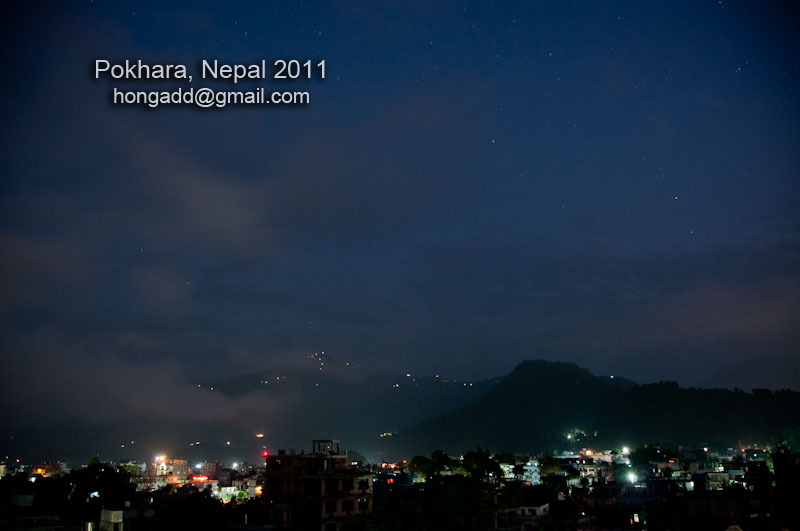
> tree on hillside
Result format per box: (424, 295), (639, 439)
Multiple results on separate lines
(409, 455), (434, 479)
(462, 448), (502, 480)
(538, 456), (563, 475)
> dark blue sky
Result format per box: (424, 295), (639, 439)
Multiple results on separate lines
(1, 1), (799, 443)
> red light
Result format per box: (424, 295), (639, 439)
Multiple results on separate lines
(387, 478), (394, 484)
(262, 450), (269, 457)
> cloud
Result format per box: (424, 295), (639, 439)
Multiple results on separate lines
(401, 238), (800, 381)
(0, 230), (89, 313)
(627, 277), (800, 344)
(129, 264), (190, 308)
(0, 328), (294, 428)
(115, 127), (273, 253)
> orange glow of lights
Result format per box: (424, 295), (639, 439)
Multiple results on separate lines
(192, 475), (209, 482)
(387, 478), (394, 484)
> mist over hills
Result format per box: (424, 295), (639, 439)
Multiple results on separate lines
(200, 356), (800, 461)
(1, 352), (498, 465)
(197, 352), (499, 457)
(381, 360), (800, 459)
(6, 355), (799, 465)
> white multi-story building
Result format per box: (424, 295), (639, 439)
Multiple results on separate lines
(522, 460), (541, 485)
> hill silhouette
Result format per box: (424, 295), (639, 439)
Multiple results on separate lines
(382, 360), (800, 457)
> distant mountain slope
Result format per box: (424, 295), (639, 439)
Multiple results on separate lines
(198, 353), (500, 455)
(382, 360), (800, 458)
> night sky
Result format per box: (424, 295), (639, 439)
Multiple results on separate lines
(1, 2), (799, 460)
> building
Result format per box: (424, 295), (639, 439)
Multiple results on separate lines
(232, 477), (259, 499)
(193, 460), (219, 478)
(522, 460), (541, 485)
(138, 456), (189, 490)
(119, 460), (146, 480)
(576, 457), (612, 483)
(262, 440), (373, 531)
(31, 462), (65, 477)
(497, 503), (550, 530)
